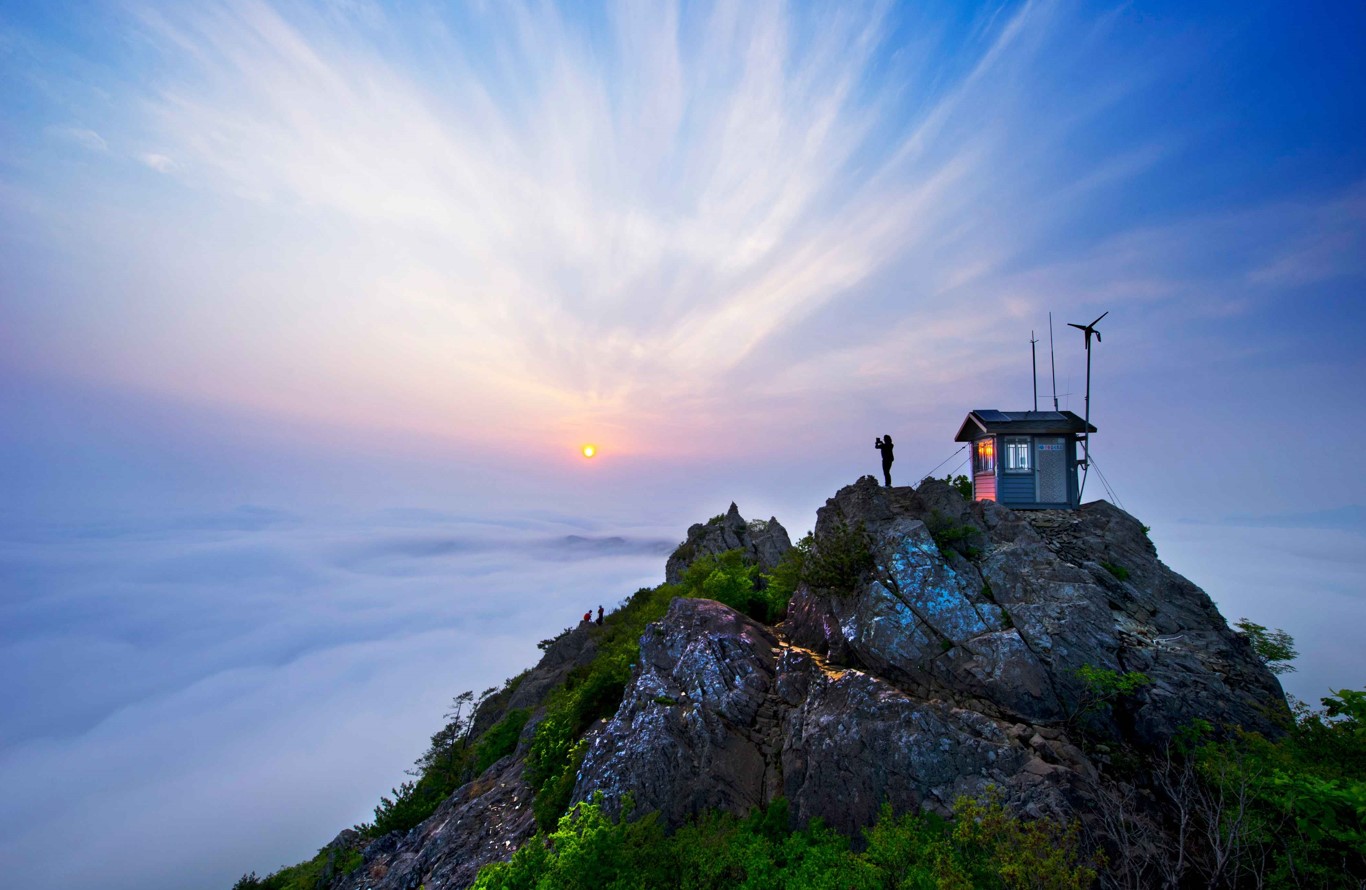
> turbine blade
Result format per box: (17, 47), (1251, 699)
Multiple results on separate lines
(1068, 323), (1086, 331)
(1091, 311), (1109, 326)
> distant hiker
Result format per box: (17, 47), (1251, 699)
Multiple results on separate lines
(596, 606), (604, 626)
(875, 435), (895, 487)
(583, 610), (592, 624)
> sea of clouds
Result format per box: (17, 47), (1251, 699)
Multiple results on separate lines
(0, 505), (674, 890)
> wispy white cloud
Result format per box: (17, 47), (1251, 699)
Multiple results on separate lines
(3, 1), (1362, 463)
(139, 152), (174, 172)
(44, 124), (108, 152)
(106, 1), (1087, 450)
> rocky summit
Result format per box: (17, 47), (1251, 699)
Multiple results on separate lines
(663, 502), (792, 585)
(308, 478), (1289, 889)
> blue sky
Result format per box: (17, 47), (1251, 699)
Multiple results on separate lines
(1, 2), (1363, 888)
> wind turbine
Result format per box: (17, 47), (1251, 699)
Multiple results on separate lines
(1068, 311), (1107, 497)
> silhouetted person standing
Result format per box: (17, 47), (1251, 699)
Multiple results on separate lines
(875, 435), (895, 487)
(596, 605), (604, 626)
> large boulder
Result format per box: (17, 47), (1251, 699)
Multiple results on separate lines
(786, 476), (1286, 745)
(575, 597), (1083, 833)
(574, 598), (781, 824)
(336, 757), (536, 890)
(665, 503), (792, 584)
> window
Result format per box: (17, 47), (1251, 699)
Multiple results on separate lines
(1004, 437), (1031, 473)
(974, 438), (996, 474)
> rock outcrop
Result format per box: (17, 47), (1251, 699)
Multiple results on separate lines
(339, 757), (536, 890)
(575, 597), (1081, 836)
(289, 485), (1287, 890)
(786, 476), (1284, 746)
(579, 477), (1284, 848)
(665, 502), (792, 584)
(337, 620), (601, 890)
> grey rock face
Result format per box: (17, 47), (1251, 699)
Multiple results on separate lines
(578, 477), (1285, 847)
(337, 756), (535, 890)
(307, 478), (1286, 889)
(664, 502), (792, 584)
(576, 597), (1080, 835)
(787, 476), (1285, 745)
(575, 598), (781, 824)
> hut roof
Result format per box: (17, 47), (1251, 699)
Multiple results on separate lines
(954, 410), (1096, 442)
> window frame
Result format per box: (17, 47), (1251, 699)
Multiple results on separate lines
(973, 437), (996, 475)
(1003, 436), (1032, 474)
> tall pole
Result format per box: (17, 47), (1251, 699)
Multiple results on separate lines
(1079, 336), (1092, 497)
(1049, 313), (1058, 411)
(1030, 331), (1038, 411)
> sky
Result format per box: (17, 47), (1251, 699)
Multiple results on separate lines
(0, 1), (1363, 888)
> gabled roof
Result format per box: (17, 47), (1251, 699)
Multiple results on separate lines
(954, 410), (1096, 442)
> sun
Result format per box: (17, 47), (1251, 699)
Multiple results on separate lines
(581, 444), (597, 459)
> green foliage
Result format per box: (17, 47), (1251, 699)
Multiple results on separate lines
(925, 511), (983, 560)
(761, 534), (809, 613)
(523, 584), (678, 830)
(473, 792), (1099, 890)
(679, 549), (789, 624)
(942, 473), (973, 500)
(758, 525), (875, 605)
(1071, 665), (1152, 725)
(474, 708), (530, 774)
(862, 805), (972, 889)
(531, 736), (588, 832)
(803, 522), (876, 596)
(1234, 617), (1299, 675)
(354, 687), (506, 838)
(237, 844), (363, 890)
(952, 791), (1101, 889)
(538, 626), (573, 651)
(1178, 688), (1366, 887)
(1099, 561), (1129, 582)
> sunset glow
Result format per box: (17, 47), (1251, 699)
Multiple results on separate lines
(0, 3), (1363, 889)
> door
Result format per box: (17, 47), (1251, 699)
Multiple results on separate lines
(1035, 437), (1067, 504)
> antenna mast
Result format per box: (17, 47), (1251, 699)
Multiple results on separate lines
(1049, 313), (1058, 411)
(1030, 330), (1038, 411)
(1067, 311), (1108, 499)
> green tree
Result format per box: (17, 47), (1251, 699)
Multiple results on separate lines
(942, 473), (972, 500)
(1234, 618), (1299, 675)
(1070, 665), (1152, 727)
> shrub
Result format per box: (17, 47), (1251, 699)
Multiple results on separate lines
(944, 473), (973, 500)
(538, 627), (573, 651)
(1071, 665), (1152, 725)
(1234, 617), (1299, 675)
(953, 791), (1101, 889)
(240, 845), (364, 890)
(1100, 561), (1130, 582)
(1151, 688), (1366, 888)
(678, 549), (790, 623)
(472, 792), (1101, 890)
(761, 534), (808, 616)
(926, 511), (983, 560)
(474, 708), (530, 774)
(803, 521), (876, 597)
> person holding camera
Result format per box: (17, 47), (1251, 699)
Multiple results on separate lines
(875, 435), (894, 487)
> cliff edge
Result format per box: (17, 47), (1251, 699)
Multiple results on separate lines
(315, 478), (1285, 889)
